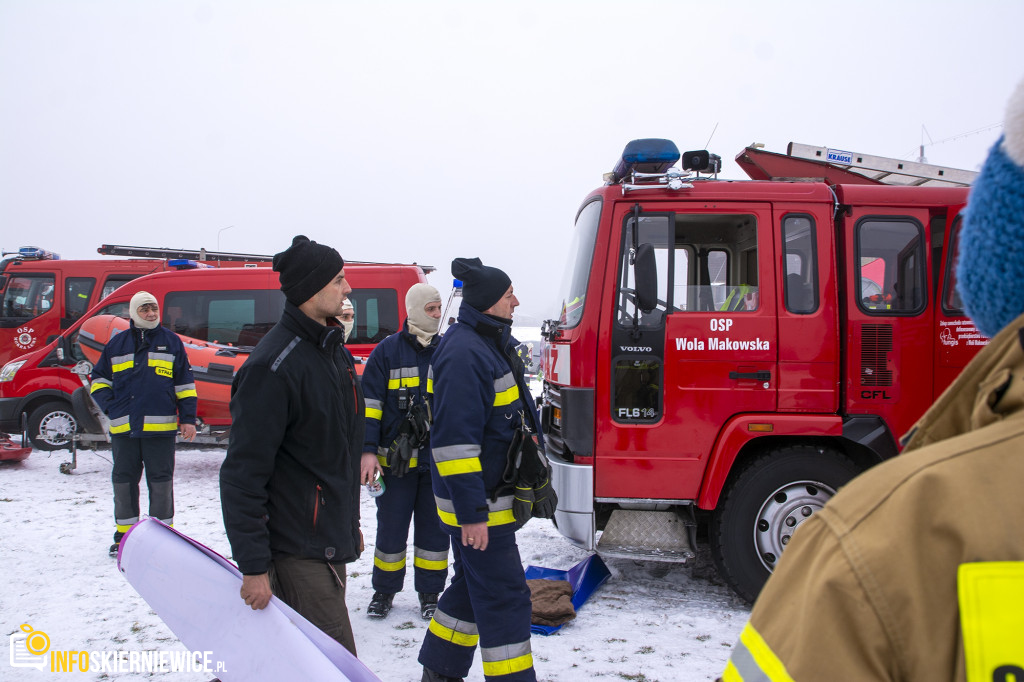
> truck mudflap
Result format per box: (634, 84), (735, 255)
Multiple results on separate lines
(548, 450), (595, 551)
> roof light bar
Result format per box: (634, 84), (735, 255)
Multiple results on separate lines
(609, 139), (680, 184)
(16, 246), (60, 260)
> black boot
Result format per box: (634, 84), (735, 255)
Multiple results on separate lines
(109, 531), (124, 557)
(422, 667), (464, 682)
(366, 591), (394, 619)
(418, 592), (439, 621)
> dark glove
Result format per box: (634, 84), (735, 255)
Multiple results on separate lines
(408, 402), (431, 446)
(530, 471), (557, 519)
(512, 481), (535, 523)
(510, 437), (557, 522)
(387, 429), (415, 478)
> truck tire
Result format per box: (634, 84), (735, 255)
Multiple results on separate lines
(28, 400), (78, 451)
(709, 445), (861, 603)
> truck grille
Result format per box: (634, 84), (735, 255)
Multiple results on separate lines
(543, 381), (565, 458)
(860, 324), (894, 387)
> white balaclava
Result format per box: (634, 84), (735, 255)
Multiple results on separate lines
(406, 283), (442, 346)
(340, 298), (355, 342)
(129, 291), (160, 330)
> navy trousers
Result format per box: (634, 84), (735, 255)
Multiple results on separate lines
(418, 532), (536, 681)
(111, 435), (175, 539)
(372, 466), (450, 594)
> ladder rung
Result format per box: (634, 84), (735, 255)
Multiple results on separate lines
(787, 143), (977, 187)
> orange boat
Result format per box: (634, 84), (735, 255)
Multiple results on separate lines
(78, 315), (251, 427)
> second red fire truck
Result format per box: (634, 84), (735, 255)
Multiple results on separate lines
(541, 139), (984, 602)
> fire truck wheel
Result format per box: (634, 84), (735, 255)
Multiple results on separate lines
(709, 445), (861, 604)
(27, 400), (79, 452)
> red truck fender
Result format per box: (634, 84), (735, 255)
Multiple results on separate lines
(697, 414), (845, 510)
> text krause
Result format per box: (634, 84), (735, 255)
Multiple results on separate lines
(675, 337), (771, 351)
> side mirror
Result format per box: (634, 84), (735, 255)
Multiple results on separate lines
(634, 243), (658, 313)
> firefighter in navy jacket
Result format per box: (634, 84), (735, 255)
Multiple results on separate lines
(90, 291), (197, 556)
(360, 283), (449, 621)
(219, 236), (365, 655)
(418, 258), (541, 682)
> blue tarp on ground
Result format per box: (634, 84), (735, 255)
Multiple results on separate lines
(525, 554), (611, 635)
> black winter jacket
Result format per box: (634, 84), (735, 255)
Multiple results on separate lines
(220, 302), (365, 575)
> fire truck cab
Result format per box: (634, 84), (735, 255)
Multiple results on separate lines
(541, 139), (983, 602)
(0, 244), (273, 367)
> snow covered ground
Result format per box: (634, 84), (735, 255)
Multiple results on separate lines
(1, 446), (749, 682)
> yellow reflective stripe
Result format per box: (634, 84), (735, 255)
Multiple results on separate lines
(176, 388), (198, 399)
(143, 422), (178, 432)
(414, 556), (448, 571)
(958, 562), (1024, 682)
(374, 556), (407, 572)
(116, 524), (134, 533)
(377, 454), (418, 469)
(493, 384), (519, 407)
(90, 382), (112, 394)
(436, 457), (482, 476)
(435, 507), (516, 528)
(427, 377), (433, 394)
(738, 622), (794, 682)
(721, 659), (741, 682)
(148, 358), (173, 370)
(387, 377), (421, 389)
(366, 407), (383, 420)
(111, 359), (134, 372)
(428, 618), (479, 647)
(482, 652), (534, 677)
(109, 422), (131, 434)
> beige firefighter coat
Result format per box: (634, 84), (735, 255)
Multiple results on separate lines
(723, 312), (1024, 682)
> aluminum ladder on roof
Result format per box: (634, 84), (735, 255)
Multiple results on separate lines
(96, 244), (274, 262)
(786, 143), (978, 187)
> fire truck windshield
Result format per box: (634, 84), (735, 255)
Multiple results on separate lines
(555, 199), (602, 329)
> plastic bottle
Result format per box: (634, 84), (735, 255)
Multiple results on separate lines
(365, 471), (386, 497)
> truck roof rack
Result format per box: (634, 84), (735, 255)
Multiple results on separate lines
(97, 244), (274, 262)
(97, 244), (436, 274)
(735, 143), (978, 188)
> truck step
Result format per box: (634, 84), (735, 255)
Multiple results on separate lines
(596, 510), (696, 563)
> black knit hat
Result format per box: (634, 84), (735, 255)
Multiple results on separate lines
(273, 235), (345, 306)
(452, 257), (511, 312)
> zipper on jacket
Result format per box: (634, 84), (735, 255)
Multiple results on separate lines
(348, 366), (359, 414)
(313, 484), (324, 532)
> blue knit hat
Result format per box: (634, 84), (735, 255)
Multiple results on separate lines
(957, 78), (1024, 339)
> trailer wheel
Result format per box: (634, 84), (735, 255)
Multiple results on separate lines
(28, 401), (78, 451)
(709, 445), (861, 603)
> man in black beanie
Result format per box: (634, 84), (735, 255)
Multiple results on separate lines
(220, 235), (365, 655)
(419, 257), (550, 682)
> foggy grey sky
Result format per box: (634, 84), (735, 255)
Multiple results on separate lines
(2, 0), (1021, 322)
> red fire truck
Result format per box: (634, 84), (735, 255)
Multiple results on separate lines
(1, 257), (432, 452)
(0, 244), (272, 367)
(540, 139), (984, 602)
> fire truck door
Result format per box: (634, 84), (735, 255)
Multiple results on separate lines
(597, 205), (778, 501)
(844, 208), (935, 440)
(934, 211), (988, 393)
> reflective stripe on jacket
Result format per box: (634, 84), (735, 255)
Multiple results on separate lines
(428, 300), (542, 537)
(89, 322), (196, 437)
